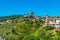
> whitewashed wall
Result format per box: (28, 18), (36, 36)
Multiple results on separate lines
(49, 20), (60, 28)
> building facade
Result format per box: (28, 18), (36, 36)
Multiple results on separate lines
(45, 16), (60, 28)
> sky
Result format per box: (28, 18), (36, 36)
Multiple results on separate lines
(0, 0), (60, 17)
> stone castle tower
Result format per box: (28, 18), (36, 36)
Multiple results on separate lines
(30, 11), (34, 18)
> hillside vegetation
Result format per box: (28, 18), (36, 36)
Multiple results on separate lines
(0, 15), (60, 40)
(0, 15), (23, 22)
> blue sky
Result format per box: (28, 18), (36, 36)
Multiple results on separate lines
(0, 0), (60, 17)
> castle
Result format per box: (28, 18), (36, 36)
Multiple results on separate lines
(24, 12), (60, 28)
(29, 12), (60, 28)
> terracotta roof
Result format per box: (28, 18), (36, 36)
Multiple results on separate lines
(46, 17), (60, 21)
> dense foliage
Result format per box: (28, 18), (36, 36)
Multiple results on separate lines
(0, 16), (60, 40)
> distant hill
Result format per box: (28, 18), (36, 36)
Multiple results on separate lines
(0, 15), (23, 22)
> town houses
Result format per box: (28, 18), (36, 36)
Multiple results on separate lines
(45, 15), (60, 28)
(0, 12), (60, 29)
(27, 12), (60, 29)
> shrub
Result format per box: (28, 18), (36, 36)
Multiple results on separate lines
(44, 26), (55, 31)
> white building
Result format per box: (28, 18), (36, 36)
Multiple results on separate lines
(49, 20), (60, 28)
(0, 35), (5, 40)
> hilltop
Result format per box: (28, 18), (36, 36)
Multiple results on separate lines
(0, 12), (60, 40)
(0, 15), (23, 22)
